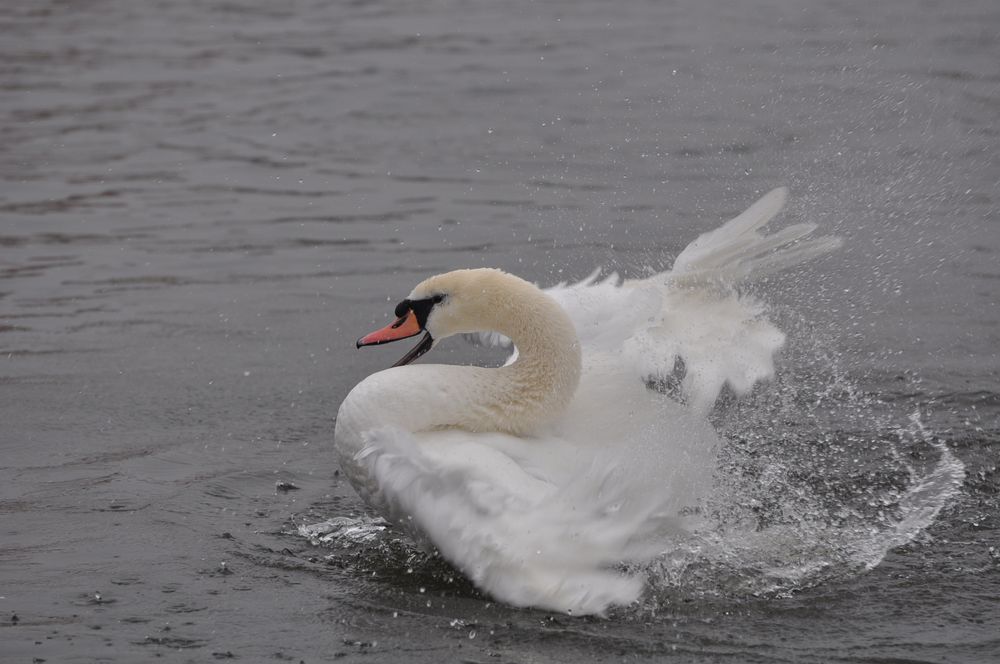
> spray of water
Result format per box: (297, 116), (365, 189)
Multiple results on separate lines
(641, 315), (966, 601)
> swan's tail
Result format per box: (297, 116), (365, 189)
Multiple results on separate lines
(667, 187), (842, 286)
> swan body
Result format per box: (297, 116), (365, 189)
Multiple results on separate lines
(333, 188), (841, 615)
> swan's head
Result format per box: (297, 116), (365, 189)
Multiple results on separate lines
(356, 268), (543, 367)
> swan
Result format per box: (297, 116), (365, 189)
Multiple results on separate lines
(333, 188), (841, 615)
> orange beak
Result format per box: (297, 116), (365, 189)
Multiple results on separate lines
(357, 310), (422, 347)
(356, 310), (435, 367)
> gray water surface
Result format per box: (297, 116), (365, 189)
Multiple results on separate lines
(2, 1), (999, 662)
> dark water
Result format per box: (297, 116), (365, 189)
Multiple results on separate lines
(2, 0), (998, 661)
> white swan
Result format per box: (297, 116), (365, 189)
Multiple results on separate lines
(334, 188), (841, 615)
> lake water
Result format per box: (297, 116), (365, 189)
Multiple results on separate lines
(2, 0), (998, 661)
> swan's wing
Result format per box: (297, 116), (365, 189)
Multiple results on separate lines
(512, 189), (839, 412)
(544, 270), (662, 352)
(620, 287), (786, 414)
(355, 426), (685, 615)
(669, 186), (790, 276)
(624, 188), (841, 411)
(667, 187), (842, 284)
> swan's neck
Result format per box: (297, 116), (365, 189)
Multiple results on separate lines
(338, 277), (582, 440)
(486, 295), (582, 434)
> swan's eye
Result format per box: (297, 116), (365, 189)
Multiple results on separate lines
(397, 294), (443, 329)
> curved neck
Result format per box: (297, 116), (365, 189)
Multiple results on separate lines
(338, 275), (582, 440)
(494, 304), (582, 432)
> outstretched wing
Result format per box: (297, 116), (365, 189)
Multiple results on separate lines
(476, 188), (841, 412)
(669, 187), (842, 284)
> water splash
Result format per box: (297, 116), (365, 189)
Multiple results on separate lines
(298, 515), (389, 546)
(643, 347), (967, 601)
